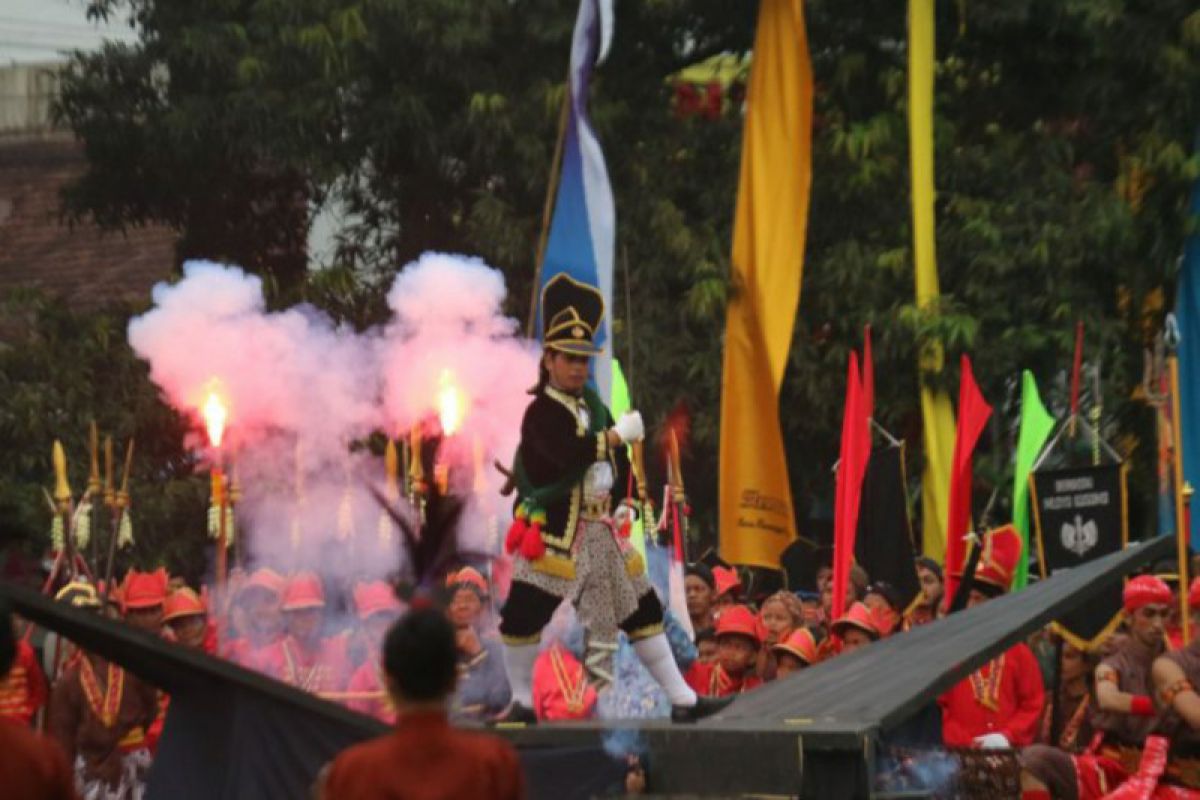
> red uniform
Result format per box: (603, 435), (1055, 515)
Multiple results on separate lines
(345, 660), (395, 724)
(323, 710), (523, 800)
(258, 635), (351, 697)
(938, 641), (1044, 747)
(684, 662), (763, 698)
(531, 645), (597, 721)
(225, 636), (282, 673)
(0, 640), (48, 725)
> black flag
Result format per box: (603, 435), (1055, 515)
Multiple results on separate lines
(854, 446), (920, 609)
(1030, 464), (1128, 649)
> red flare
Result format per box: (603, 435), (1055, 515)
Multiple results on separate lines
(618, 519), (632, 539)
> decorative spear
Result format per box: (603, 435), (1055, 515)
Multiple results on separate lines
(86, 422), (101, 566)
(409, 423), (427, 523)
(102, 439), (134, 600)
(666, 428), (691, 564)
(629, 440), (655, 542)
(52, 440), (75, 579)
(229, 463), (242, 570)
(379, 439), (399, 545)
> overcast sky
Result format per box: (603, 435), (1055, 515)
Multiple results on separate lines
(0, 0), (138, 66)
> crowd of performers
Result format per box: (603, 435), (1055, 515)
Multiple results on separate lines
(11, 525), (1200, 798)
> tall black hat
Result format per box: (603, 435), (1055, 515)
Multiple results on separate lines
(541, 273), (604, 356)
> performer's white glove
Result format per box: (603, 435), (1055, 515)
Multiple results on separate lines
(614, 411), (645, 444)
(973, 733), (1010, 750)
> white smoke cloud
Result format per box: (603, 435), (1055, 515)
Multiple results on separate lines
(128, 253), (540, 586)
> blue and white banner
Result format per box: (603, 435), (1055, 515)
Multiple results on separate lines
(539, 0), (616, 403)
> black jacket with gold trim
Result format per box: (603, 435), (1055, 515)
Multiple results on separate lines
(517, 385), (631, 579)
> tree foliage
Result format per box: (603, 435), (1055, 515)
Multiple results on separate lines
(18, 0), (1199, 562)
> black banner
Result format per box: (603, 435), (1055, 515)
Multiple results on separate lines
(0, 583), (623, 800)
(1031, 464), (1128, 649)
(855, 446), (920, 610)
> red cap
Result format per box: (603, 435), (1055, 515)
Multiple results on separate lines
(163, 588), (207, 622)
(713, 566), (742, 599)
(772, 628), (818, 665)
(241, 568), (286, 600)
(353, 581), (403, 620)
(973, 525), (1021, 592)
(831, 602), (880, 640)
(446, 567), (488, 595)
(715, 605), (761, 645)
(122, 568), (168, 611)
(282, 572), (326, 611)
(1124, 575), (1173, 613)
(1188, 578), (1200, 611)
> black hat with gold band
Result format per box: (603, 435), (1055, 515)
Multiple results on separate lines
(541, 273), (604, 356)
(55, 580), (102, 610)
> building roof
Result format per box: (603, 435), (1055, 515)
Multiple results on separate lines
(0, 135), (177, 310)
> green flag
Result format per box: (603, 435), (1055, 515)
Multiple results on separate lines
(610, 360), (646, 558)
(1012, 370), (1056, 589)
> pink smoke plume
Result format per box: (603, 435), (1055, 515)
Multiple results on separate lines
(128, 254), (540, 582)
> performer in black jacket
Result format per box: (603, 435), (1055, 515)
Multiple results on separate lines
(497, 273), (728, 723)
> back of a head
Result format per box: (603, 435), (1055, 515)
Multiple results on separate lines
(0, 600), (15, 678)
(382, 606), (457, 702)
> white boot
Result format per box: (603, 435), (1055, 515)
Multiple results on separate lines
(632, 633), (697, 707)
(501, 641), (539, 708)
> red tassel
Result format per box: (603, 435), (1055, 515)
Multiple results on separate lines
(618, 519), (632, 539)
(520, 522), (546, 560)
(505, 517), (527, 555)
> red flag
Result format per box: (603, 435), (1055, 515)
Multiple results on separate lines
(942, 355), (994, 606)
(862, 325), (875, 422)
(832, 351), (872, 619)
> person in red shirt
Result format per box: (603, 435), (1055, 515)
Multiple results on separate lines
(120, 569), (168, 635)
(773, 628), (819, 678)
(317, 607), (524, 800)
(0, 629), (48, 726)
(0, 601), (78, 800)
(711, 567), (743, 616)
(685, 605), (763, 697)
(260, 572), (350, 697)
(345, 581), (404, 723)
(163, 587), (214, 653)
(224, 568), (286, 671)
(939, 525), (1045, 750)
(829, 601), (884, 657)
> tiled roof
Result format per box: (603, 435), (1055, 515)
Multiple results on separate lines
(0, 135), (178, 310)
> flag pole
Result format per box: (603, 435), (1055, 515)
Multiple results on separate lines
(525, 82), (571, 338)
(1169, 344), (1191, 644)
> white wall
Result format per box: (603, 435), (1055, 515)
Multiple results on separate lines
(0, 62), (60, 135)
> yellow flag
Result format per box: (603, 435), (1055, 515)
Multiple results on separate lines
(909, 0), (956, 561)
(719, 0), (812, 568)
